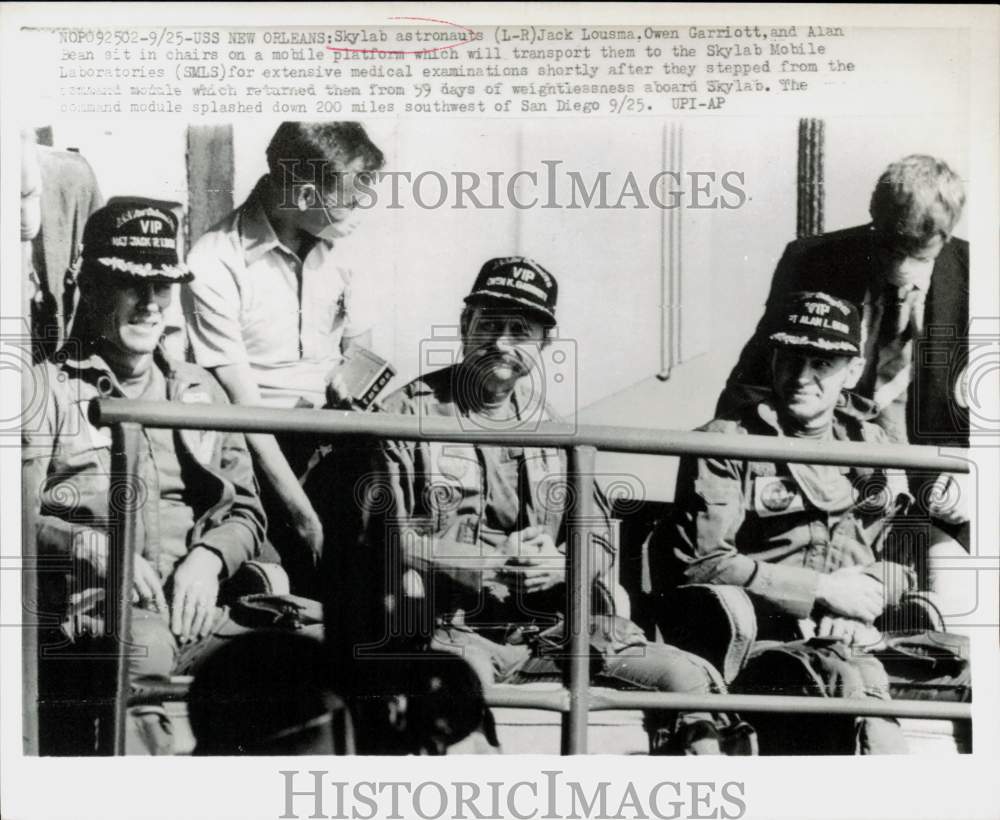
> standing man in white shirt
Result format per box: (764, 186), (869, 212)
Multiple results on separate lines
(183, 122), (385, 592)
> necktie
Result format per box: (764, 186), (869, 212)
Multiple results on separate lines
(872, 284), (920, 441)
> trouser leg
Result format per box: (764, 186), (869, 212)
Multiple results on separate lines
(430, 625), (530, 687)
(126, 607), (177, 755)
(126, 606), (264, 755)
(850, 653), (908, 755)
(599, 642), (733, 755)
(736, 640), (906, 755)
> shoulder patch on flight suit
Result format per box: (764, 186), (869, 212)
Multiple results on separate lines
(753, 476), (805, 518)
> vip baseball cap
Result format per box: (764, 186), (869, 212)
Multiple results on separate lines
(81, 196), (191, 283)
(464, 256), (558, 326)
(768, 291), (862, 356)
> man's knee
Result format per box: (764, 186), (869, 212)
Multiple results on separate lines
(848, 653), (893, 699)
(430, 628), (500, 686)
(126, 706), (174, 755)
(609, 642), (725, 694)
(927, 532), (977, 628)
(656, 584), (757, 683)
(858, 717), (908, 755)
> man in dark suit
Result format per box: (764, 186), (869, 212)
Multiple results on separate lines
(719, 155), (968, 448)
(716, 155), (970, 625)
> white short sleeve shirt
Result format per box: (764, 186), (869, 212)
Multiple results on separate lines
(183, 177), (372, 408)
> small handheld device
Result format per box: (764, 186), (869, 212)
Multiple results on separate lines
(335, 346), (395, 410)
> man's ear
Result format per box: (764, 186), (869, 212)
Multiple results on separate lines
(768, 348), (780, 384)
(294, 184), (319, 212)
(844, 356), (866, 390)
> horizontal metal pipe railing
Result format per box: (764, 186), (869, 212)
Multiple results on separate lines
(90, 399), (969, 473)
(92, 396), (973, 751)
(138, 679), (972, 721)
(484, 687), (971, 721)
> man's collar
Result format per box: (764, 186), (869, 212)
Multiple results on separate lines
(55, 339), (193, 389)
(240, 176), (287, 264)
(240, 175), (337, 263)
(887, 271), (933, 294)
(754, 401), (785, 435)
(57, 339), (112, 376)
(753, 391), (879, 439)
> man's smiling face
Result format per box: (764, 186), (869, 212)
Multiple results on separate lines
(771, 348), (857, 426)
(99, 276), (172, 357)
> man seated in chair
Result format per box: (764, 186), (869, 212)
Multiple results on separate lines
(716, 156), (971, 624)
(22, 198), (270, 754)
(651, 291), (925, 754)
(341, 258), (750, 755)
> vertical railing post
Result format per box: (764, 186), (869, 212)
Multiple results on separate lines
(561, 445), (596, 755)
(101, 422), (142, 756)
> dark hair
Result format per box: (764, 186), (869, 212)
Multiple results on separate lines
(66, 262), (125, 343)
(869, 154), (965, 251)
(352, 650), (496, 755)
(265, 122), (384, 186)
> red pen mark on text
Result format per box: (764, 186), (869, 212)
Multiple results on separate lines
(325, 16), (477, 56)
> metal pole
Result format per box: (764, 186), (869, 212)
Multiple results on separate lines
(581, 689), (972, 721)
(486, 686), (570, 711)
(797, 118), (825, 239)
(91, 400), (970, 474)
(103, 422), (141, 756)
(483, 687), (971, 721)
(562, 445), (596, 755)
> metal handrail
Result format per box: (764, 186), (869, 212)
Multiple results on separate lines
(90, 400), (969, 472)
(89, 397), (972, 755)
(484, 686), (971, 720)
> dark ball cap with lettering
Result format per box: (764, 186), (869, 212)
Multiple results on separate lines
(464, 256), (558, 327)
(80, 196), (192, 283)
(768, 291), (862, 356)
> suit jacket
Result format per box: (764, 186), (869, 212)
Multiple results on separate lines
(717, 224), (969, 448)
(28, 148), (103, 361)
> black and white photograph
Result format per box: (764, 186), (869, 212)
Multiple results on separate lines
(1, 4), (998, 820)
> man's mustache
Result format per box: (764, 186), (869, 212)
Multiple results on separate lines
(466, 346), (531, 373)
